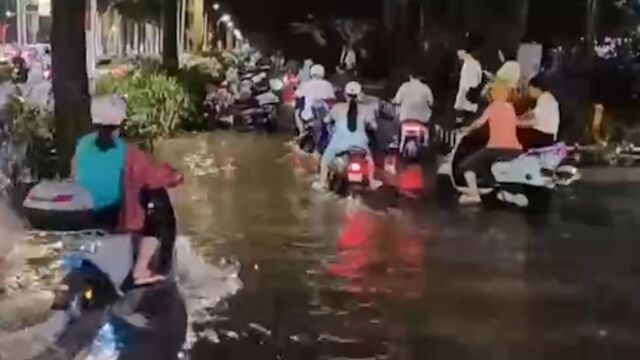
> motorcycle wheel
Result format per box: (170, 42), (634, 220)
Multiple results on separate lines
(265, 113), (278, 132)
(524, 187), (552, 213)
(479, 191), (501, 210)
(402, 139), (420, 162)
(328, 172), (348, 196)
(299, 133), (316, 154)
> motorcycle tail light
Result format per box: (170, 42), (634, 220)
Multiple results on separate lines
(29, 194), (73, 202)
(53, 194), (73, 202)
(348, 160), (367, 175)
(402, 125), (424, 133)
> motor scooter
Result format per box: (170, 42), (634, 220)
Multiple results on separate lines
(438, 125), (580, 209)
(22, 183), (186, 359)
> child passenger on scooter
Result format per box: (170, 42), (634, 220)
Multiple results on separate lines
(459, 80), (522, 204)
(72, 95), (183, 285)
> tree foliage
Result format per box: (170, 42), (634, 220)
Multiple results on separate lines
(0, 0), (15, 23)
(113, 0), (162, 24)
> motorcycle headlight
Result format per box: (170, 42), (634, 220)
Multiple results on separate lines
(84, 288), (94, 301)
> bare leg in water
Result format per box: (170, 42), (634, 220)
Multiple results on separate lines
(133, 237), (165, 285)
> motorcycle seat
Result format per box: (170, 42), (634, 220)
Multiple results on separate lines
(337, 147), (369, 157)
(525, 143), (567, 157)
(401, 119), (427, 127)
(494, 152), (522, 163)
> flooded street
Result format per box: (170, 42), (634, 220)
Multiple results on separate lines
(158, 132), (640, 360)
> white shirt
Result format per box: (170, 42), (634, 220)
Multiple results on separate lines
(496, 60), (521, 89)
(393, 79), (434, 123)
(340, 47), (357, 71)
(296, 79), (335, 119)
(298, 60), (313, 84)
(532, 92), (560, 137)
(454, 57), (482, 112)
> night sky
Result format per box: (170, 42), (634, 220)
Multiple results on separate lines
(226, 0), (381, 31)
(221, 0), (635, 65)
(223, 0), (381, 63)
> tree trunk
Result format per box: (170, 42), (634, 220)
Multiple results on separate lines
(189, 0), (204, 52)
(120, 18), (127, 57)
(162, 0), (178, 73)
(51, 0), (91, 177)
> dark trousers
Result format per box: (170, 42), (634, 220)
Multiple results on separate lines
(461, 148), (522, 181)
(93, 204), (120, 232)
(517, 128), (555, 150)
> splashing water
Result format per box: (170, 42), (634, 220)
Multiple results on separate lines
(173, 236), (243, 350)
(0, 198), (25, 261)
(0, 233), (241, 359)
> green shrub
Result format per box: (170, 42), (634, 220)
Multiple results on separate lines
(108, 72), (192, 150)
(136, 57), (163, 75)
(175, 64), (220, 131)
(95, 55), (226, 136)
(95, 73), (118, 96)
(0, 64), (12, 84)
(8, 90), (56, 179)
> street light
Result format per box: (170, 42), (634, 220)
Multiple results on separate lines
(218, 14), (231, 24)
(213, 3), (220, 10)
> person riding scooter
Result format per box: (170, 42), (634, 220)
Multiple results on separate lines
(294, 64), (336, 136)
(458, 80), (522, 204)
(393, 71), (434, 152)
(517, 74), (560, 149)
(313, 81), (382, 191)
(72, 95), (183, 285)
(394, 72), (435, 124)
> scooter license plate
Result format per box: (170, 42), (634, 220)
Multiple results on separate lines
(348, 173), (364, 183)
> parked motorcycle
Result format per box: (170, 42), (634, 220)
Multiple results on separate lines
(11, 67), (27, 83)
(203, 83), (235, 130)
(11, 55), (28, 84)
(235, 72), (283, 131)
(438, 125), (580, 209)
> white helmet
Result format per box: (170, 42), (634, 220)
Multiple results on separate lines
(344, 81), (362, 97)
(310, 64), (325, 79)
(91, 95), (127, 126)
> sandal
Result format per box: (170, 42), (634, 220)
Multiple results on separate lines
(133, 274), (166, 286)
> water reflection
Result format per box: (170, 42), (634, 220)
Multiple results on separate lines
(157, 133), (640, 360)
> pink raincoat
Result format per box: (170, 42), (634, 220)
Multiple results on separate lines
(117, 145), (183, 233)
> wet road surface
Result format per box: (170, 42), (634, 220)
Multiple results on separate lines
(158, 132), (640, 360)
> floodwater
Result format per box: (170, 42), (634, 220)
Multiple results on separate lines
(158, 132), (640, 360)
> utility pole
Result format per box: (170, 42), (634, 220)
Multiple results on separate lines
(86, 0), (97, 93)
(16, 0), (24, 45)
(179, 0), (187, 62)
(586, 0), (598, 56)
